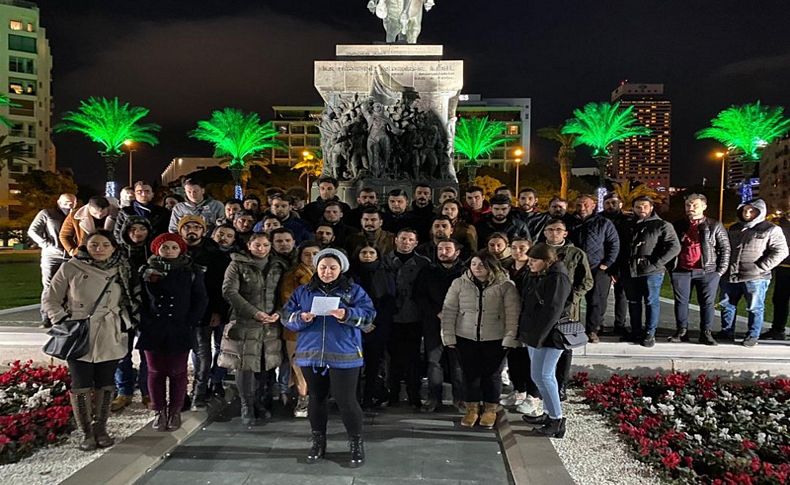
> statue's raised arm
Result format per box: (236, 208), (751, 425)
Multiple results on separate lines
(367, 0), (436, 44)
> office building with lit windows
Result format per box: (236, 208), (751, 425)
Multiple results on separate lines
(759, 134), (790, 213)
(0, 0), (54, 219)
(609, 82), (671, 189)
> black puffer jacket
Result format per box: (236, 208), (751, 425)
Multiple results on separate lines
(475, 213), (531, 245)
(670, 217), (730, 275)
(381, 250), (431, 323)
(570, 213), (620, 269)
(519, 261), (573, 349)
(625, 213), (681, 277)
(415, 259), (466, 329)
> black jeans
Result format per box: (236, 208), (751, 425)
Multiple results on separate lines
(388, 322), (422, 404)
(191, 326), (212, 396)
(456, 337), (507, 404)
(772, 266), (790, 333)
(68, 359), (118, 389)
(302, 366), (363, 436)
(613, 279), (628, 329)
(507, 346), (537, 396)
(362, 338), (388, 404)
(424, 329), (464, 403)
(585, 268), (611, 333)
(670, 270), (720, 332)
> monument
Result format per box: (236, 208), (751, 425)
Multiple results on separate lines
(313, 1), (461, 203)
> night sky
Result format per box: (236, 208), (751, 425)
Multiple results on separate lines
(35, 0), (790, 191)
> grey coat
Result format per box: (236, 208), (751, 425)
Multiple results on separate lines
(168, 197), (224, 233)
(219, 252), (287, 372)
(27, 207), (69, 258)
(726, 199), (789, 282)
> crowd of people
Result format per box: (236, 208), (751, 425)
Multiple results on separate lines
(28, 176), (789, 464)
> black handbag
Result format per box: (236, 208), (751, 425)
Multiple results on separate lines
(42, 276), (117, 360)
(553, 319), (588, 350)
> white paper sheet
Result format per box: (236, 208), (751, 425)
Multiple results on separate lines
(310, 296), (341, 316)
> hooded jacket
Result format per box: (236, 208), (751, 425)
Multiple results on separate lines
(726, 199), (789, 282)
(519, 261), (573, 349)
(625, 212), (681, 277)
(283, 275), (376, 369)
(114, 201), (170, 241)
(440, 270), (520, 348)
(168, 196), (224, 233)
(119, 215), (153, 272)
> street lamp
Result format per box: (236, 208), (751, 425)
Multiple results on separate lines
(123, 139), (136, 186)
(302, 150), (314, 194)
(714, 150), (727, 221)
(512, 147), (524, 196)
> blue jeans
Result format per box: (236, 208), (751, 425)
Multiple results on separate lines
(115, 335), (148, 397)
(527, 346), (564, 419)
(624, 273), (664, 336)
(720, 279), (771, 338)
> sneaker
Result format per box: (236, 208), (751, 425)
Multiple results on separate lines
(742, 336), (759, 347)
(641, 335), (656, 348)
(500, 391), (526, 407)
(761, 329), (787, 341)
(514, 397), (542, 416)
(500, 368), (512, 388)
(587, 331), (600, 343)
(667, 328), (689, 343)
(699, 330), (717, 346)
(111, 395), (132, 412)
(293, 396), (308, 418)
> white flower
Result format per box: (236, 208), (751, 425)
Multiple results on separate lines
(685, 394), (696, 405)
(665, 390), (675, 400)
(737, 409), (754, 420)
(720, 389), (732, 399)
(642, 397), (653, 405)
(694, 434), (703, 443)
(757, 432), (767, 445)
(657, 403), (675, 416)
(674, 418), (685, 431)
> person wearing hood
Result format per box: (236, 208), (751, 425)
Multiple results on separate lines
(167, 178), (224, 233)
(283, 248), (376, 468)
(60, 196), (119, 256)
(621, 197), (680, 347)
(518, 243), (573, 439)
(441, 250), (520, 429)
(111, 215), (154, 412)
(719, 198), (789, 346)
(137, 233), (208, 432)
(219, 232), (288, 426)
(42, 231), (138, 451)
(114, 181), (170, 241)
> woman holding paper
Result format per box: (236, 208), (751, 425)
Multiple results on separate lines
(220, 232), (288, 426)
(283, 248), (376, 468)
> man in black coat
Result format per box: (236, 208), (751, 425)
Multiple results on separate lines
(668, 194), (730, 345)
(114, 181), (171, 241)
(410, 183), (436, 243)
(301, 176), (351, 227)
(414, 238), (466, 413)
(343, 187), (379, 231)
(476, 194), (532, 245)
(382, 189), (420, 238)
(602, 193), (633, 335)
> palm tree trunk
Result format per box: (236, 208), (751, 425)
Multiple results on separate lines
(559, 156), (571, 200)
(103, 154), (120, 198)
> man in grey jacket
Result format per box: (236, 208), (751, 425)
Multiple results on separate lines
(168, 178), (224, 233)
(719, 199), (789, 347)
(27, 193), (77, 327)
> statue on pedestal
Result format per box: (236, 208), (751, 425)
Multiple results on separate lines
(367, 0), (436, 44)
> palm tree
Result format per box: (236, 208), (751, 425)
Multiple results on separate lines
(454, 116), (515, 182)
(291, 150), (323, 193)
(55, 97), (160, 197)
(611, 180), (660, 208)
(562, 102), (651, 190)
(0, 94), (18, 128)
(191, 108), (286, 198)
(0, 135), (28, 172)
(537, 125), (577, 199)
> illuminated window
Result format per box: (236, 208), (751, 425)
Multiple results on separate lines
(507, 125), (519, 135)
(26, 23), (34, 32)
(9, 20), (22, 30)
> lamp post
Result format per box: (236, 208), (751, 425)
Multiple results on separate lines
(714, 150), (727, 221)
(302, 150), (314, 194)
(512, 147), (524, 196)
(124, 139), (136, 185)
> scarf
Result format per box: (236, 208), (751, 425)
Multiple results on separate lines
(75, 246), (139, 328)
(143, 254), (193, 280)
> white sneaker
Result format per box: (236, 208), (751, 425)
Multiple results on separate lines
(500, 367), (512, 387)
(500, 391), (526, 407)
(514, 397), (542, 416)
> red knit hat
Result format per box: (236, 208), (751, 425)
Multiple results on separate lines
(150, 233), (187, 256)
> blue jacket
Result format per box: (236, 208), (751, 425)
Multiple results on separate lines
(570, 213), (620, 269)
(283, 277), (376, 369)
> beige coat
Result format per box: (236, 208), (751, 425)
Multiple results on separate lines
(441, 271), (520, 348)
(59, 204), (118, 256)
(42, 258), (129, 363)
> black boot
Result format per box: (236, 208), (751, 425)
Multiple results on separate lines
(349, 435), (365, 468)
(93, 386), (115, 448)
(306, 431), (326, 464)
(521, 413), (548, 425)
(531, 417), (566, 438)
(69, 388), (96, 451)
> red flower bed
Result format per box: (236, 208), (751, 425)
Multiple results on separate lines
(0, 360), (73, 464)
(574, 372), (790, 484)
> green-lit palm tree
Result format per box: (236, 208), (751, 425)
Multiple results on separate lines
(454, 116), (515, 182)
(190, 108), (285, 198)
(562, 102), (650, 186)
(55, 97), (160, 197)
(537, 124), (577, 200)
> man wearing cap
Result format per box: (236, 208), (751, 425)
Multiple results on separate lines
(168, 178), (224, 233)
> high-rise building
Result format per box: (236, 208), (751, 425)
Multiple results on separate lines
(759, 134), (790, 213)
(609, 82), (671, 189)
(0, 0), (54, 219)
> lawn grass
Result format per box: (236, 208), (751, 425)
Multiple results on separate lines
(0, 251), (42, 310)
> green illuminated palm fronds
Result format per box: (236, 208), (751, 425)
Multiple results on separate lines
(562, 102), (650, 157)
(696, 102), (790, 161)
(0, 94), (20, 128)
(55, 97), (160, 155)
(454, 116), (513, 163)
(190, 108), (285, 168)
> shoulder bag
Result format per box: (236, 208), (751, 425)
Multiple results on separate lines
(552, 318), (588, 350)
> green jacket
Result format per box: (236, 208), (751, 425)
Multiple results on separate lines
(554, 242), (594, 320)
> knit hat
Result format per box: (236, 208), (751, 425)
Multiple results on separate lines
(150, 233), (188, 255)
(313, 248), (350, 273)
(176, 215), (207, 233)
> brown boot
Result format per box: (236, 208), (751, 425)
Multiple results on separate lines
(460, 402), (480, 427)
(93, 386), (115, 448)
(479, 403), (499, 429)
(69, 388), (96, 451)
